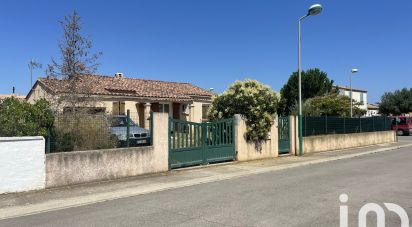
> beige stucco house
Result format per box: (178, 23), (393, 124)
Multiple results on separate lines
(26, 73), (213, 128)
(0, 93), (25, 102)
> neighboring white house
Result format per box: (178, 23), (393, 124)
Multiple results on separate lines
(366, 104), (380, 116)
(334, 85), (368, 112)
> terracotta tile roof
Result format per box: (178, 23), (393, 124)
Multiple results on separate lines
(37, 74), (213, 101)
(367, 104), (379, 110)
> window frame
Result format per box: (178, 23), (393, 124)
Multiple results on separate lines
(159, 103), (170, 113)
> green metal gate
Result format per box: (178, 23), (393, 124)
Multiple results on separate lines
(169, 118), (235, 169)
(278, 116), (290, 154)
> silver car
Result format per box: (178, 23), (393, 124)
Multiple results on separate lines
(109, 115), (150, 145)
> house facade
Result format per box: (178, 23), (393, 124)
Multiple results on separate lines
(366, 104), (380, 116)
(334, 85), (368, 111)
(0, 94), (25, 102)
(26, 73), (213, 128)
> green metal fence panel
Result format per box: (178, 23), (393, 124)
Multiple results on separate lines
(278, 116), (290, 154)
(204, 118), (236, 163)
(361, 117), (373, 132)
(169, 118), (203, 169)
(344, 117), (359, 134)
(325, 116), (345, 134)
(303, 116), (326, 136)
(302, 116), (392, 137)
(169, 117), (235, 169)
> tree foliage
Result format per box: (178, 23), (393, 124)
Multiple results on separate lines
(279, 68), (336, 115)
(0, 98), (54, 137)
(300, 93), (366, 117)
(47, 11), (101, 80)
(208, 80), (279, 146)
(46, 11), (102, 111)
(379, 88), (412, 115)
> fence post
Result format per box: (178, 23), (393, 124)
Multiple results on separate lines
(359, 117), (362, 133)
(201, 122), (207, 165)
(325, 116), (328, 134)
(395, 117), (398, 142)
(302, 115), (308, 136)
(46, 128), (51, 153)
(126, 109), (130, 147)
(343, 117), (346, 134)
(168, 117), (171, 170)
(372, 116), (375, 131)
(150, 112), (153, 145)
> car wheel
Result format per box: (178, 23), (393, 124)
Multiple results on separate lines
(397, 130), (404, 136)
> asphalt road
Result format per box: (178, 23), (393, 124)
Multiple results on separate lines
(1, 146), (412, 226)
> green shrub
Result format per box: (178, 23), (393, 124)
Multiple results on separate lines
(52, 113), (118, 152)
(53, 132), (75, 152)
(300, 93), (366, 117)
(0, 98), (54, 137)
(208, 80), (279, 148)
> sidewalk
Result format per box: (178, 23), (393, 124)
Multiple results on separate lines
(1, 139), (412, 220)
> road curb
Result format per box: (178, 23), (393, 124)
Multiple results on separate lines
(1, 143), (411, 221)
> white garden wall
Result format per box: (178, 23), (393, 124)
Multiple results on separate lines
(0, 137), (45, 193)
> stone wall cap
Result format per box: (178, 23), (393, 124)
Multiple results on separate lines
(0, 136), (44, 142)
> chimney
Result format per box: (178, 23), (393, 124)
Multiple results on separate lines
(114, 73), (124, 78)
(11, 86), (16, 98)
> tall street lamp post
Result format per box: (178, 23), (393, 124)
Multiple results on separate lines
(298, 4), (323, 156)
(350, 68), (359, 117)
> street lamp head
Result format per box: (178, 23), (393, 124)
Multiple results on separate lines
(308, 4), (323, 16)
(351, 68), (359, 73)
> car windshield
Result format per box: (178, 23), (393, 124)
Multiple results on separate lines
(110, 116), (137, 127)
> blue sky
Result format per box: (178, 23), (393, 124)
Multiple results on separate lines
(0, 0), (411, 103)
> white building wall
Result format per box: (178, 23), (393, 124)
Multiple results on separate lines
(342, 90), (368, 110)
(362, 93), (367, 110)
(366, 109), (380, 117)
(0, 137), (45, 193)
